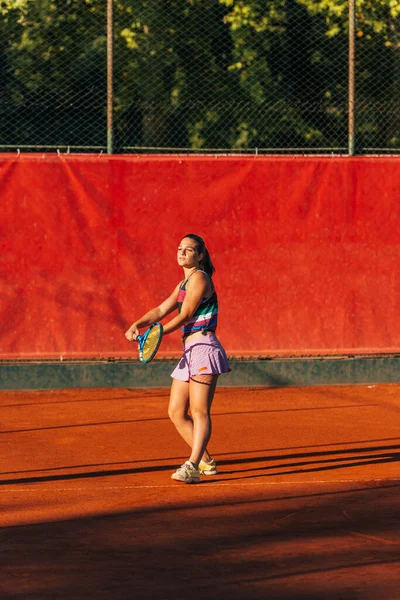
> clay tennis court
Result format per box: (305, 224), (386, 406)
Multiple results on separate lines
(1, 383), (399, 599)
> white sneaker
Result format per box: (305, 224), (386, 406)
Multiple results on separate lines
(171, 461), (201, 484)
(199, 458), (218, 476)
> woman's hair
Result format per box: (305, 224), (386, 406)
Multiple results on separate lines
(184, 233), (215, 278)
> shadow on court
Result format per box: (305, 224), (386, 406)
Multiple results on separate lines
(1, 384), (400, 599)
(0, 441), (400, 486)
(1, 483), (400, 600)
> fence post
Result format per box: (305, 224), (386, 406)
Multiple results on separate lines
(348, 0), (355, 155)
(107, 0), (114, 154)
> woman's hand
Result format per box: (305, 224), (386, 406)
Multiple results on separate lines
(125, 325), (140, 342)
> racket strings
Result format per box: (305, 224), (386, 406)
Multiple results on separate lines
(142, 324), (162, 361)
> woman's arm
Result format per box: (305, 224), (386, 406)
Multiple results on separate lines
(162, 271), (209, 335)
(125, 283), (181, 341)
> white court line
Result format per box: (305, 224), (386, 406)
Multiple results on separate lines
(0, 478), (399, 492)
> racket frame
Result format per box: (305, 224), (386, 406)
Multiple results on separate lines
(137, 322), (163, 363)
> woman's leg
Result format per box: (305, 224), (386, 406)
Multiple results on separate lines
(168, 377), (213, 462)
(168, 378), (191, 446)
(188, 374), (219, 467)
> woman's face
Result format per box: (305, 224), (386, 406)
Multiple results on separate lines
(177, 237), (203, 268)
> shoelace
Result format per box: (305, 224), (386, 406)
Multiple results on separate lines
(182, 462), (198, 473)
(177, 462), (192, 472)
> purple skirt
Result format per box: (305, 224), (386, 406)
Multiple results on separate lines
(171, 334), (231, 382)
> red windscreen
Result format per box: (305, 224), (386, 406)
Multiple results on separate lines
(1, 154), (399, 358)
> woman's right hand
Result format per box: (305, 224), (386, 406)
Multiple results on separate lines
(125, 325), (140, 342)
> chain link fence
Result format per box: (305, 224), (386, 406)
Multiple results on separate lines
(0, 0), (399, 155)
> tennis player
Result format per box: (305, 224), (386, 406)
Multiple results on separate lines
(125, 233), (230, 483)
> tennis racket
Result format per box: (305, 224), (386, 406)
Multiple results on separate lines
(137, 322), (163, 363)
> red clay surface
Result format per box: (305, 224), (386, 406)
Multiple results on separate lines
(1, 384), (400, 599)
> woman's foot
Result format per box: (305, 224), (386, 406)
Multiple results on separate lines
(198, 457), (218, 475)
(171, 461), (201, 483)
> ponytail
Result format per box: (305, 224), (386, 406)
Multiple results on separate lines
(184, 233), (215, 278)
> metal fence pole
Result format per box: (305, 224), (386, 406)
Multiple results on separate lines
(107, 0), (114, 154)
(348, 0), (356, 156)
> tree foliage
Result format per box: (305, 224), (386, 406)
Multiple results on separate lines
(0, 0), (398, 151)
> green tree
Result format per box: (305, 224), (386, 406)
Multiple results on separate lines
(113, 0), (245, 150)
(0, 0), (107, 149)
(0, 0), (398, 151)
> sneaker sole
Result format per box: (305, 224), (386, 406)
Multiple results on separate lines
(199, 469), (218, 476)
(171, 476), (201, 484)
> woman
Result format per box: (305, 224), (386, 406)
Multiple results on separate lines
(125, 233), (230, 483)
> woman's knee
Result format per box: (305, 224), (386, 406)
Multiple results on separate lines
(168, 380), (190, 423)
(168, 403), (189, 424)
(190, 407), (210, 423)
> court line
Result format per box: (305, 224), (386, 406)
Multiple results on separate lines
(0, 477), (399, 491)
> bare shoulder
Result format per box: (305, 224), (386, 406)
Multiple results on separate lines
(187, 270), (211, 293)
(188, 270), (208, 283)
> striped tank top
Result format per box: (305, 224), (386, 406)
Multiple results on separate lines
(177, 270), (218, 338)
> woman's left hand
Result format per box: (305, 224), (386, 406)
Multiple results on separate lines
(125, 326), (140, 342)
